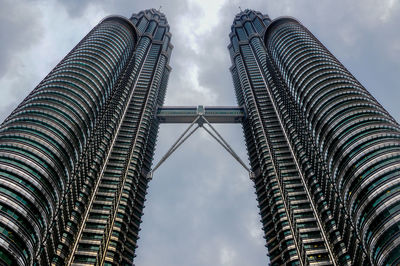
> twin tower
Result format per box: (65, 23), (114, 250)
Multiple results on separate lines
(0, 8), (399, 266)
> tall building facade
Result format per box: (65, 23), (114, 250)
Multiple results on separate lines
(0, 9), (172, 265)
(229, 9), (400, 265)
(0, 7), (400, 266)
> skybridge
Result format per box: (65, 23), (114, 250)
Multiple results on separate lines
(156, 105), (246, 124)
(149, 105), (254, 180)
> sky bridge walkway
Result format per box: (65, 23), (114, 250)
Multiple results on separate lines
(149, 105), (254, 181)
(156, 105), (246, 124)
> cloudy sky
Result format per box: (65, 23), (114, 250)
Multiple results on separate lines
(1, 0), (400, 265)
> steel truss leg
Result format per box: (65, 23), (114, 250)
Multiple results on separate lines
(148, 115), (255, 180)
(147, 116), (200, 180)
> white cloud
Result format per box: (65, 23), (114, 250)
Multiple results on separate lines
(379, 0), (398, 22)
(177, 0), (227, 52)
(220, 246), (237, 265)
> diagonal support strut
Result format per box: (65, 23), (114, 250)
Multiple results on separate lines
(147, 116), (200, 180)
(148, 114), (255, 181)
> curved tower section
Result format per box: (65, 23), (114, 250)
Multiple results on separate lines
(0, 16), (138, 265)
(67, 9), (172, 266)
(229, 10), (341, 265)
(265, 18), (400, 265)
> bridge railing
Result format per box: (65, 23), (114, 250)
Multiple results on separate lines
(156, 105), (246, 123)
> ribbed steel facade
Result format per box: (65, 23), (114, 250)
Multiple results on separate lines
(230, 9), (400, 265)
(0, 9), (172, 266)
(1, 7), (399, 266)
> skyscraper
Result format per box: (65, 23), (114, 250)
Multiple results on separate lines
(0, 7), (399, 266)
(0, 9), (172, 265)
(229, 9), (400, 265)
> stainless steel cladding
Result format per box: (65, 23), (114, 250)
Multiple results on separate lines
(0, 9), (172, 266)
(230, 9), (400, 266)
(265, 17), (400, 265)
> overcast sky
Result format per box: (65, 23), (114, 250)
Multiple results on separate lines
(1, 0), (399, 265)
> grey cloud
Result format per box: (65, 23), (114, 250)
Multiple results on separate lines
(52, 0), (93, 17)
(0, 0), (43, 78)
(0, 0), (45, 120)
(53, 0), (188, 21)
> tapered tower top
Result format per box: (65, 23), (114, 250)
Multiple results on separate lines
(130, 8), (169, 26)
(232, 9), (271, 27)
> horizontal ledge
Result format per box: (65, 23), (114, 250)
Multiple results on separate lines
(157, 105), (246, 124)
